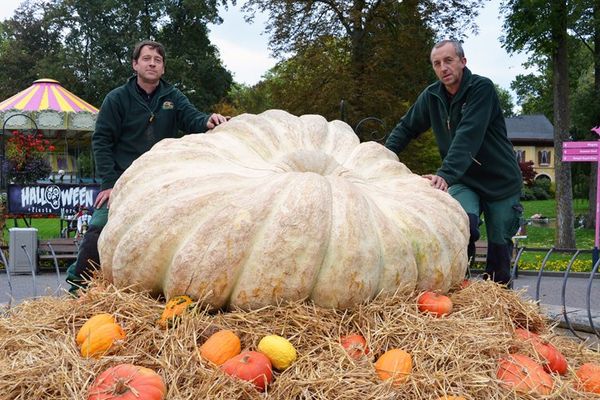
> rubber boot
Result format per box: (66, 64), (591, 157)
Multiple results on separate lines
(65, 224), (103, 295)
(467, 213), (480, 268)
(485, 242), (513, 287)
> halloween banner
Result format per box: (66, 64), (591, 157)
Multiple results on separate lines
(7, 183), (101, 216)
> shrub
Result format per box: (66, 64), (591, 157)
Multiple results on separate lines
(3, 131), (54, 184)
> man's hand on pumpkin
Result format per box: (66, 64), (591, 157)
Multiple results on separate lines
(94, 188), (113, 209)
(423, 174), (448, 192)
(206, 113), (230, 129)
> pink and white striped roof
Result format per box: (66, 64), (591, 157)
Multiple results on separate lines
(0, 78), (98, 113)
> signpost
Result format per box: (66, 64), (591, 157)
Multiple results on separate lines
(562, 131), (600, 265)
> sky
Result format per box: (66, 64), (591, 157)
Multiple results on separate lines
(0, 0), (534, 97)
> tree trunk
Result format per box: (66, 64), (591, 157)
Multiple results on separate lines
(552, 0), (575, 248)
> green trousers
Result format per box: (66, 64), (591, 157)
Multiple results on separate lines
(65, 204), (109, 294)
(449, 184), (522, 284)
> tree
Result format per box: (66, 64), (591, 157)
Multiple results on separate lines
(0, 1), (66, 102)
(214, 82), (273, 116)
(502, 0), (576, 248)
(241, 0), (488, 123)
(510, 72), (553, 116)
(0, 0), (232, 109)
(495, 84), (516, 117)
(237, 9), (442, 173)
(157, 0), (233, 111)
(519, 160), (536, 186)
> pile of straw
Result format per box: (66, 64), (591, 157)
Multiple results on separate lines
(0, 279), (599, 399)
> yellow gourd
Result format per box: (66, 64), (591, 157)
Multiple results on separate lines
(257, 334), (297, 370)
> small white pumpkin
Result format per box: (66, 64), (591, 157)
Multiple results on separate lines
(99, 110), (468, 309)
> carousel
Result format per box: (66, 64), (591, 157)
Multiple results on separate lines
(0, 79), (100, 228)
(0, 78), (98, 185)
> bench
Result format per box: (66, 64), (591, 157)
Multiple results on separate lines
(38, 238), (80, 271)
(470, 238), (525, 266)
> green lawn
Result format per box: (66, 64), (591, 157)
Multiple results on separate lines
(4, 216), (65, 242)
(479, 198), (595, 272)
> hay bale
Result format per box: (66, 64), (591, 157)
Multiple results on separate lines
(0, 279), (598, 399)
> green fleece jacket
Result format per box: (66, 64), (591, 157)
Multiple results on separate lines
(385, 67), (522, 200)
(93, 76), (210, 190)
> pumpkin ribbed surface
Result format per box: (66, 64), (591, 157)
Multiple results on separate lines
(87, 363), (166, 400)
(199, 329), (241, 366)
(99, 110), (469, 309)
(76, 313), (116, 346)
(80, 322), (126, 358)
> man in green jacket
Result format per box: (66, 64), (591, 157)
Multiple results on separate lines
(66, 40), (228, 294)
(385, 39), (523, 285)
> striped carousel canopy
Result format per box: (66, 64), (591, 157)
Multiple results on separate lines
(0, 79), (98, 113)
(0, 79), (98, 133)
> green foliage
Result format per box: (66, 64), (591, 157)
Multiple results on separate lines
(510, 72), (553, 116)
(76, 151), (94, 178)
(398, 131), (442, 175)
(236, 0), (486, 151)
(495, 84), (515, 117)
(0, 1), (65, 103)
(258, 36), (355, 121)
(518, 257), (592, 273)
(157, 0), (233, 111)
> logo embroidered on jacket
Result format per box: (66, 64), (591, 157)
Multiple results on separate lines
(162, 101), (174, 110)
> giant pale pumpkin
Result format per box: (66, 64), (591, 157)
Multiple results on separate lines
(99, 110), (469, 309)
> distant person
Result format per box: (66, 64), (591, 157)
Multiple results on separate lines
(66, 40), (229, 294)
(385, 39), (523, 286)
(76, 207), (91, 239)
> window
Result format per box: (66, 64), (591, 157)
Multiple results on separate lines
(538, 150), (551, 166)
(515, 150), (526, 163)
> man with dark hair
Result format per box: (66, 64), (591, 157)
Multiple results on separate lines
(385, 39), (523, 286)
(66, 40), (228, 294)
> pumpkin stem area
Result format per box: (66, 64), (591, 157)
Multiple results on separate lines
(275, 150), (343, 175)
(113, 378), (136, 396)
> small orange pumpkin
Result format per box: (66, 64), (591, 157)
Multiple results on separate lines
(576, 363), (600, 394)
(87, 363), (166, 400)
(76, 313), (116, 346)
(459, 279), (471, 289)
(199, 329), (241, 366)
(221, 351), (273, 391)
(80, 322), (126, 358)
(340, 334), (369, 360)
(514, 328), (568, 375)
(496, 353), (553, 395)
(158, 295), (194, 328)
(417, 291), (453, 317)
(374, 348), (412, 385)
